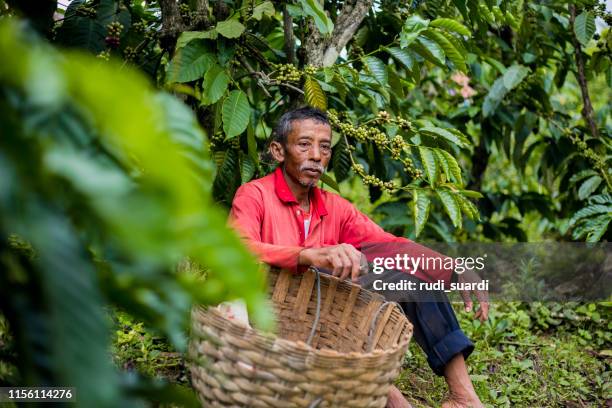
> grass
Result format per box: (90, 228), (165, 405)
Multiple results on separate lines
(1, 302), (610, 407)
(398, 302), (611, 407)
(107, 302), (611, 407)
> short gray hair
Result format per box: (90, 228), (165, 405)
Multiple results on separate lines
(272, 107), (330, 146)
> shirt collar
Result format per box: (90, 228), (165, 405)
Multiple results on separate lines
(273, 166), (328, 217)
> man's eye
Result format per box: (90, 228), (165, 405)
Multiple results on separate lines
(299, 142), (310, 147)
(321, 145), (331, 152)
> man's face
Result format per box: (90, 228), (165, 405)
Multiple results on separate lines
(271, 118), (332, 188)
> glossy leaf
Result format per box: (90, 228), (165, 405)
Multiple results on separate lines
(304, 76), (327, 110)
(400, 15), (429, 48)
(419, 146), (438, 186)
(166, 41), (214, 83)
(299, 0), (334, 35)
(201, 64), (230, 105)
(413, 189), (431, 237)
(216, 19), (246, 39)
(574, 11), (595, 46)
(222, 90), (251, 138)
(429, 18), (471, 36)
(437, 190), (462, 229)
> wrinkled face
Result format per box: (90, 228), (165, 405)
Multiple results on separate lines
(270, 119), (332, 188)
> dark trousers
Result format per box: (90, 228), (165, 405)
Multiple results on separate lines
(356, 269), (475, 376)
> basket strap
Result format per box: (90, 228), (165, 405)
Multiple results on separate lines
(308, 397), (323, 408)
(306, 266), (322, 346)
(365, 301), (400, 352)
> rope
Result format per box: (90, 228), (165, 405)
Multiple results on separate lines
(306, 267), (323, 406)
(307, 397), (323, 408)
(365, 301), (399, 352)
(306, 266), (322, 346)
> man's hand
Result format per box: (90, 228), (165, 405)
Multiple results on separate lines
(457, 268), (489, 322)
(298, 244), (366, 282)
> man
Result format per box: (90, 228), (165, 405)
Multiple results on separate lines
(229, 107), (488, 408)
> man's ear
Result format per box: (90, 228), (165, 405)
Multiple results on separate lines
(269, 141), (285, 163)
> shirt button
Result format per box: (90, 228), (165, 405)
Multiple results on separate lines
(297, 210), (301, 215)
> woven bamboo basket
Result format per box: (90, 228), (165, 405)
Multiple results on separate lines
(189, 267), (413, 408)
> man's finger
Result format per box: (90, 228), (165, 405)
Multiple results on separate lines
(330, 254), (343, 277)
(350, 253), (361, 282)
(460, 289), (473, 312)
(338, 251), (352, 281)
(479, 302), (490, 321)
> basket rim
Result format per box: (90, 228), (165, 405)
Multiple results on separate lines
(191, 270), (413, 361)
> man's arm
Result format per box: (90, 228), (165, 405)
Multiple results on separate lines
(337, 197), (454, 283)
(229, 183), (303, 271)
(337, 198), (488, 320)
(230, 183), (366, 280)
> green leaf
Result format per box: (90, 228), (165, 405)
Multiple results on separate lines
(434, 149), (450, 182)
(240, 153), (257, 183)
(574, 11), (595, 46)
(156, 93), (213, 191)
(386, 47), (415, 70)
(459, 189), (483, 199)
(439, 149), (463, 185)
(166, 41), (214, 83)
(578, 175), (603, 200)
(176, 30), (218, 50)
(482, 77), (508, 117)
(569, 169), (598, 185)
(252, 1), (275, 20)
(502, 64), (530, 90)
(304, 76), (327, 110)
(585, 216), (611, 242)
(422, 29), (466, 72)
(411, 36), (446, 68)
(437, 190), (462, 229)
(299, 0), (334, 35)
(569, 204), (612, 226)
(413, 190), (431, 237)
(332, 136), (352, 183)
(505, 12), (520, 31)
(222, 90), (251, 138)
(363, 56), (388, 84)
(429, 18), (471, 36)
(482, 64), (529, 116)
(440, 30), (467, 56)
(213, 148), (239, 202)
(455, 193), (480, 220)
(419, 146), (438, 186)
(420, 125), (469, 149)
(319, 172), (340, 192)
(216, 18), (246, 39)
(200, 64), (230, 105)
(400, 15), (429, 48)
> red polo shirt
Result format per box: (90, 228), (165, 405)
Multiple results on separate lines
(229, 167), (452, 283)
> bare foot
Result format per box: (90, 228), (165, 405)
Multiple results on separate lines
(386, 385), (413, 408)
(442, 354), (484, 408)
(441, 395), (484, 408)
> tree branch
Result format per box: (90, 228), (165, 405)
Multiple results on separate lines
(158, 0), (184, 51)
(569, 4), (599, 139)
(193, 0), (210, 29)
(283, 4), (296, 65)
(304, 0), (373, 67)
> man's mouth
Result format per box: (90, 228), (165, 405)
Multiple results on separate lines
(302, 168), (322, 176)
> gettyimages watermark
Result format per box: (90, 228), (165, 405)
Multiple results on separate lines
(357, 242), (611, 303)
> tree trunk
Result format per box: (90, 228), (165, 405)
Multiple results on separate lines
(303, 0), (373, 67)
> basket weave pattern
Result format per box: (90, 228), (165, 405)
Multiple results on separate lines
(190, 268), (413, 407)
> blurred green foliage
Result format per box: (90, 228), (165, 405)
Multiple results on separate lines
(1, 0), (611, 406)
(0, 18), (271, 407)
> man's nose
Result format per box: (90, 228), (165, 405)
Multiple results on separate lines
(309, 144), (321, 161)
